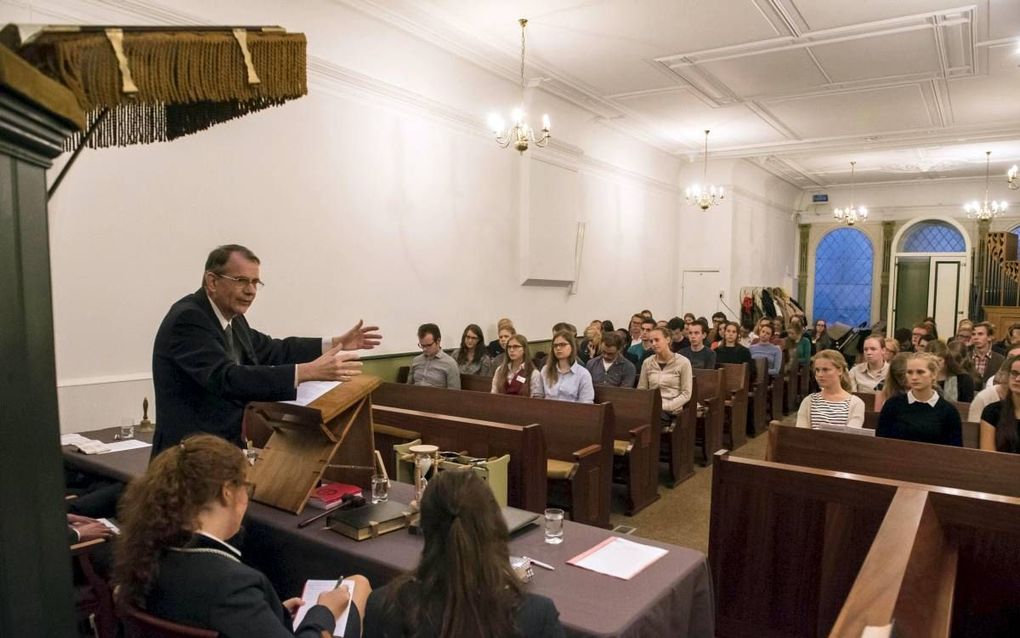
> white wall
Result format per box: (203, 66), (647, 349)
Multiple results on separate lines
(4, 0), (695, 431)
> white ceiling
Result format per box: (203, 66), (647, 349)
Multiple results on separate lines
(398, 0), (1020, 188)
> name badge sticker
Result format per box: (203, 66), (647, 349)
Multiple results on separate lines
(516, 375), (527, 383)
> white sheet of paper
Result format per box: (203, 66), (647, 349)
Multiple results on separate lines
(103, 439), (151, 452)
(283, 381), (341, 406)
(61, 433), (94, 447)
(568, 537), (668, 580)
(292, 578), (355, 637)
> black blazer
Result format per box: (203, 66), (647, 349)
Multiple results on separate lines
(151, 290), (322, 456)
(146, 533), (350, 638)
(364, 581), (564, 638)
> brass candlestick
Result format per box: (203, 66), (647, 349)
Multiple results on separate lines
(137, 397), (155, 432)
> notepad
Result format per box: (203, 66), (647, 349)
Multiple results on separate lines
(284, 381), (341, 406)
(567, 536), (668, 580)
(292, 578), (356, 637)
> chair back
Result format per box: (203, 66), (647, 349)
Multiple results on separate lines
(120, 604), (217, 638)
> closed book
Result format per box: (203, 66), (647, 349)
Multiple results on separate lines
(308, 482), (361, 509)
(327, 500), (412, 541)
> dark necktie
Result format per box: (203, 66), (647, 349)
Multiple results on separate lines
(224, 323), (242, 364)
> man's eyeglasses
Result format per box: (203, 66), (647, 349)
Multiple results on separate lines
(419, 341), (437, 349)
(215, 273), (265, 289)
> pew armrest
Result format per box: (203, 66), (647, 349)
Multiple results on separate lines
(573, 443), (602, 460)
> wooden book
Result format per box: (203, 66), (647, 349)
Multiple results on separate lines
(327, 500), (413, 541)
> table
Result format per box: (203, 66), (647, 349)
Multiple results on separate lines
(63, 428), (714, 637)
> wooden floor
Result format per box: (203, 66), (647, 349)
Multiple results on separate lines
(609, 414), (790, 553)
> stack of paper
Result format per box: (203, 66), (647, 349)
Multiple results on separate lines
(293, 578), (357, 637)
(60, 433), (150, 454)
(567, 536), (668, 580)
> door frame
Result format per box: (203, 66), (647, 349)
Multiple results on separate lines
(887, 217), (970, 333)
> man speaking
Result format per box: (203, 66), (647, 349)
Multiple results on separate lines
(151, 244), (381, 457)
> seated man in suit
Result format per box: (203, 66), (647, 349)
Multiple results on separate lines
(151, 244), (381, 457)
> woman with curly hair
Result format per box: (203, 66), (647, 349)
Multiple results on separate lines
(925, 340), (976, 403)
(114, 434), (369, 637)
(364, 469), (563, 637)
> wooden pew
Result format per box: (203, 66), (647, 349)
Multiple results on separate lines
(749, 357), (769, 437)
(783, 349), (799, 414)
(371, 382), (613, 527)
(766, 422), (1020, 497)
(371, 405), (547, 513)
(710, 450), (1020, 637)
(852, 391), (876, 413)
(593, 385), (661, 515)
(660, 383), (697, 488)
(460, 372), (492, 392)
(693, 368), (725, 466)
(720, 362), (749, 451)
(769, 354), (785, 420)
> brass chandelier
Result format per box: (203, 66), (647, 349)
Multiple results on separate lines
(685, 130), (723, 210)
(833, 161), (868, 226)
(487, 19), (550, 154)
(964, 151), (1007, 220)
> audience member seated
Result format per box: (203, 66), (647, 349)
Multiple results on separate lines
(788, 321), (811, 365)
(577, 323), (603, 365)
(551, 321), (577, 337)
(537, 330), (594, 403)
(970, 321), (1005, 386)
(715, 321), (752, 367)
(992, 321), (1020, 356)
(365, 463), (564, 637)
(811, 319), (833, 353)
(490, 334), (542, 397)
(114, 435), (369, 637)
(849, 336), (889, 393)
(796, 350), (865, 429)
(749, 324), (783, 378)
(616, 328), (641, 367)
(882, 337), (899, 363)
(894, 327), (913, 354)
(408, 323), (460, 389)
(910, 322), (933, 353)
(979, 354), (1020, 454)
(486, 318), (515, 360)
(585, 331), (636, 388)
(451, 324), (493, 376)
(709, 312), (727, 345)
(667, 316), (690, 353)
(874, 352), (909, 413)
(969, 345), (1020, 420)
(948, 318), (973, 348)
(679, 318), (716, 370)
(68, 513), (114, 546)
(924, 340), (976, 402)
(626, 313), (643, 349)
(877, 352), (962, 447)
(638, 326), (693, 425)
(627, 318), (656, 366)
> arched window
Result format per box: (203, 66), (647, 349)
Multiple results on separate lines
(813, 228), (873, 327)
(899, 220), (965, 253)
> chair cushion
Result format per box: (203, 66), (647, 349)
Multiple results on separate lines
(546, 459), (578, 480)
(613, 439), (632, 456)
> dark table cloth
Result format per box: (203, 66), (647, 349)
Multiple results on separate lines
(63, 428), (714, 637)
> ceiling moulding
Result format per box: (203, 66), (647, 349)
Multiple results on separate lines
(337, 0), (682, 155)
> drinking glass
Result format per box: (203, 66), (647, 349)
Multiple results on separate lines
(544, 508), (564, 544)
(371, 474), (390, 504)
(119, 417), (135, 440)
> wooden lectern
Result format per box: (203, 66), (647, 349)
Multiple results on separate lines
(245, 375), (381, 514)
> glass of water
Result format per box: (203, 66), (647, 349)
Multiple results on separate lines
(544, 508), (564, 544)
(119, 417), (135, 440)
(371, 474), (390, 504)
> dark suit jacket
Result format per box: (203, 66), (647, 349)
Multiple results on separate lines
(364, 582), (563, 638)
(146, 533), (352, 638)
(151, 289), (322, 456)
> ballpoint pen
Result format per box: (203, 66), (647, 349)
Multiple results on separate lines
(524, 556), (556, 571)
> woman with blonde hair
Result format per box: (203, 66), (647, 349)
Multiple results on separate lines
(796, 350), (865, 429)
(486, 318), (516, 359)
(114, 434), (369, 637)
(490, 334), (541, 397)
(874, 351), (909, 412)
(578, 324), (603, 365)
(877, 352), (962, 446)
(882, 338), (899, 363)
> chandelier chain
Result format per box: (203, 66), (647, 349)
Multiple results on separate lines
(519, 19), (526, 96)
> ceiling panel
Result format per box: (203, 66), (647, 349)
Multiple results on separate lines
(696, 49), (828, 98)
(618, 90), (790, 147)
(789, 0), (971, 31)
(809, 29), (941, 83)
(767, 84), (932, 138)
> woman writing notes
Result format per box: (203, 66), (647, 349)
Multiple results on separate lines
(796, 350), (865, 429)
(114, 435), (370, 637)
(877, 353), (962, 447)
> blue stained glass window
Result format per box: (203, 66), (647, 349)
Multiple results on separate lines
(813, 228), (873, 327)
(900, 221), (965, 253)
